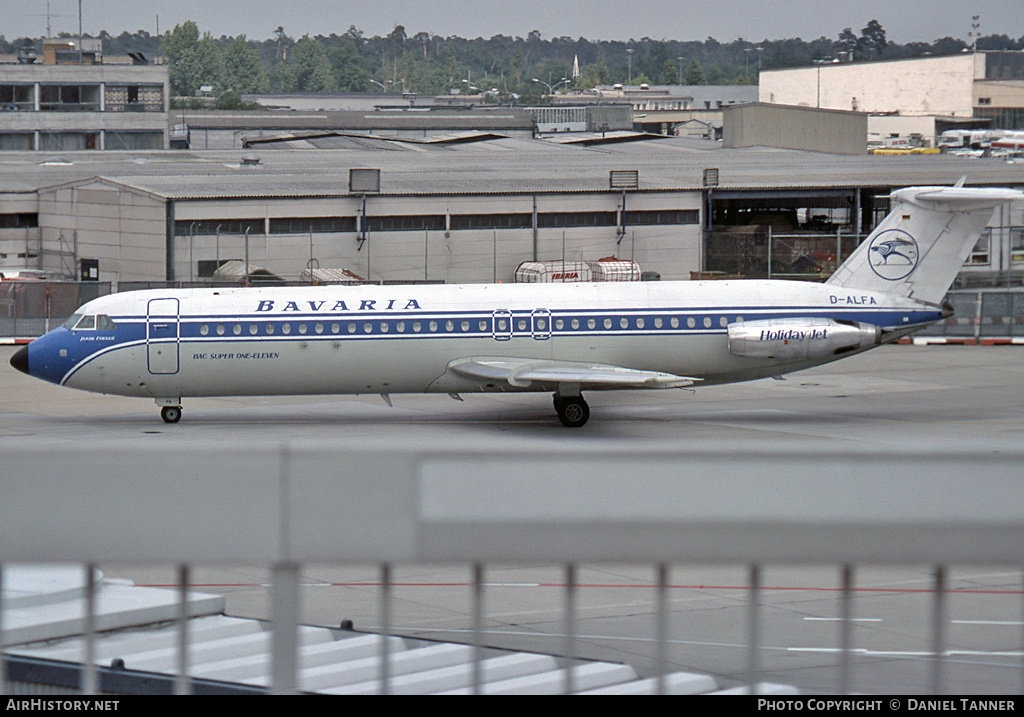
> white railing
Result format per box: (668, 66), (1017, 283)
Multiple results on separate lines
(3, 439), (1024, 694)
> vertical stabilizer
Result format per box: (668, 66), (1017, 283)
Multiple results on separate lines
(826, 185), (1023, 305)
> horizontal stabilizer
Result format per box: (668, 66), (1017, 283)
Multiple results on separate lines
(908, 186), (1024, 211)
(449, 357), (700, 389)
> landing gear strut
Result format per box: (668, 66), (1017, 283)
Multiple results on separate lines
(160, 405), (182, 424)
(553, 394), (590, 428)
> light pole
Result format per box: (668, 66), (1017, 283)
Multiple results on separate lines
(814, 58), (837, 108)
(532, 77), (570, 96)
(815, 60), (822, 108)
(626, 48), (635, 83)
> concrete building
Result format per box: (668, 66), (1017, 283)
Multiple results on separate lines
(528, 105), (632, 134)
(723, 103), (867, 155)
(0, 39), (170, 151)
(759, 52), (1024, 146)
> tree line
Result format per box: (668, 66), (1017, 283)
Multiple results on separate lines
(3, 20), (1022, 106)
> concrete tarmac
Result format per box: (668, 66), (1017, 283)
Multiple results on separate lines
(2, 343), (1024, 694)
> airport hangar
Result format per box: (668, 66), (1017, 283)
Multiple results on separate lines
(1, 136), (1022, 288)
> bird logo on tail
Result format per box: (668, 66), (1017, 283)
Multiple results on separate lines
(868, 229), (919, 281)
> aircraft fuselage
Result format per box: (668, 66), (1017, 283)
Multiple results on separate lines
(18, 280), (939, 403)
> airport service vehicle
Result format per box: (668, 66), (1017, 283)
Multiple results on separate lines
(10, 182), (1023, 427)
(939, 130), (1024, 153)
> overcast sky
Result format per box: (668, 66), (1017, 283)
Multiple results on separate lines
(6, 0), (1022, 45)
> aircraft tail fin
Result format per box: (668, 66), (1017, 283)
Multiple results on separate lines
(826, 183), (1023, 305)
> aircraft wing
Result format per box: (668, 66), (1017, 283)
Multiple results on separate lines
(448, 357), (700, 389)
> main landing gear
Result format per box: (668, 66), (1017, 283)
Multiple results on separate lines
(553, 393), (590, 428)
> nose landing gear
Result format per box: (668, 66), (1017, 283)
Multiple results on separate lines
(160, 405), (182, 424)
(157, 398), (182, 424)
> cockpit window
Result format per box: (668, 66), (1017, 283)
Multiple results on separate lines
(62, 314), (116, 331)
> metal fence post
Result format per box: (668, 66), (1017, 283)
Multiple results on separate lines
(747, 563), (762, 694)
(270, 562), (300, 694)
(931, 565), (947, 694)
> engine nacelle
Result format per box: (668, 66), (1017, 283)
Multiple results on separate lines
(727, 318), (882, 360)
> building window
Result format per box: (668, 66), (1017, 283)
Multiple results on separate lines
(0, 213), (38, 229)
(450, 213), (532, 230)
(39, 84), (101, 112)
(537, 212), (617, 228)
(269, 217), (357, 234)
(969, 229), (991, 265)
(0, 133), (34, 151)
(0, 84), (33, 111)
(1011, 228), (1024, 264)
(175, 219), (264, 236)
(365, 215), (445, 232)
(623, 210), (700, 225)
(105, 131), (164, 150)
(978, 98), (992, 106)
(105, 85), (164, 112)
(38, 132), (99, 151)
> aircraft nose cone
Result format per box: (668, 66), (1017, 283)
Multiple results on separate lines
(10, 345), (29, 375)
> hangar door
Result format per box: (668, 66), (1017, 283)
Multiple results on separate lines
(147, 298), (180, 374)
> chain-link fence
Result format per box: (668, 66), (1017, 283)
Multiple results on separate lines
(704, 230), (862, 281)
(0, 282), (112, 340)
(917, 290), (1024, 341)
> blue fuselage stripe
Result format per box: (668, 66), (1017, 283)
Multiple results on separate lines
(42, 304), (942, 387)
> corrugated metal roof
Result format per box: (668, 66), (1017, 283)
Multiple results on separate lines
(185, 109), (534, 132)
(3, 139), (1023, 203)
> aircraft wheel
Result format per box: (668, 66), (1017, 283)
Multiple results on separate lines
(161, 405), (182, 424)
(554, 395), (590, 428)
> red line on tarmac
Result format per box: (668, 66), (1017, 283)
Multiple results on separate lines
(137, 582), (1024, 595)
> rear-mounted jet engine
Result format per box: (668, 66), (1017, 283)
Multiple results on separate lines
(727, 318), (882, 360)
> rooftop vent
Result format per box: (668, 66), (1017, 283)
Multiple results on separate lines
(17, 42), (37, 64)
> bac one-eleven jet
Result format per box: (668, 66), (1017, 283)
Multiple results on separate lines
(10, 182), (1023, 427)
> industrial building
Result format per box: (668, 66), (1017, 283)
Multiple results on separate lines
(179, 107), (537, 150)
(0, 137), (1021, 291)
(554, 84), (757, 137)
(759, 51), (1024, 146)
(722, 103), (867, 155)
(0, 38), (170, 151)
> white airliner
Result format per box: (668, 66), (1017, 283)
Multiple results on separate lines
(10, 182), (1023, 427)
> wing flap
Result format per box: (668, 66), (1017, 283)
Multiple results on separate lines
(449, 357), (699, 389)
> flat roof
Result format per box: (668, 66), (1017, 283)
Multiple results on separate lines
(1, 137), (1021, 201)
(178, 109), (534, 132)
